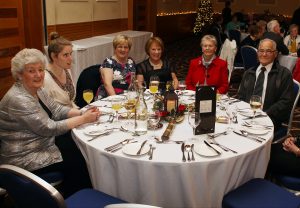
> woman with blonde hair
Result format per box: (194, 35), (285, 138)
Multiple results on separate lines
(98, 34), (136, 98)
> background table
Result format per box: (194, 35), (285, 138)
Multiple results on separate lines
(72, 98), (273, 208)
(278, 54), (298, 72)
(71, 30), (153, 86)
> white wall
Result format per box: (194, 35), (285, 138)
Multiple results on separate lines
(46, 0), (128, 25)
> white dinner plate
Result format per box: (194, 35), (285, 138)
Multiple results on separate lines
(122, 142), (151, 156)
(238, 109), (265, 117)
(181, 90), (195, 96)
(103, 95), (126, 102)
(83, 126), (108, 136)
(241, 127), (269, 135)
(193, 143), (221, 157)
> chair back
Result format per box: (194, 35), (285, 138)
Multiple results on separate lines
(288, 79), (300, 135)
(219, 38), (237, 82)
(240, 45), (258, 70)
(0, 164), (66, 208)
(75, 64), (101, 108)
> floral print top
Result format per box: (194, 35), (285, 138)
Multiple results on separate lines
(98, 56), (136, 98)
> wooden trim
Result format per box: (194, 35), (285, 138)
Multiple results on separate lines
(0, 18), (18, 28)
(0, 0), (18, 8)
(47, 18), (128, 41)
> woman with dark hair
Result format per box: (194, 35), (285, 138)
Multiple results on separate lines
(136, 36), (178, 89)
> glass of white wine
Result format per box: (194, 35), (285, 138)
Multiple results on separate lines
(83, 89), (94, 105)
(111, 98), (123, 123)
(149, 76), (160, 95)
(124, 98), (136, 119)
(249, 95), (262, 124)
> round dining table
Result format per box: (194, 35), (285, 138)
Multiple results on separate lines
(72, 93), (274, 208)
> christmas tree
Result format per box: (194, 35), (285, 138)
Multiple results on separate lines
(193, 0), (213, 35)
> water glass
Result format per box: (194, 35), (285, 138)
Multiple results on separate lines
(188, 111), (201, 135)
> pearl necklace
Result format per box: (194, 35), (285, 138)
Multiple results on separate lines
(149, 60), (162, 69)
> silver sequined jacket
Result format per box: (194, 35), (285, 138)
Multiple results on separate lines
(0, 82), (71, 171)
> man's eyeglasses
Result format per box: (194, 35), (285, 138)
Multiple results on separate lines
(257, 49), (276, 55)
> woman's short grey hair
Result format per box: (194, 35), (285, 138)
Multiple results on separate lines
(200, 35), (218, 47)
(11, 48), (46, 80)
(113, 34), (132, 50)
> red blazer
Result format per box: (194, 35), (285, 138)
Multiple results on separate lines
(293, 58), (300, 83)
(185, 56), (229, 94)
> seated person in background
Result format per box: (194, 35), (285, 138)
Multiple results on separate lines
(44, 32), (77, 108)
(0, 48), (100, 197)
(226, 13), (245, 32)
(262, 19), (289, 55)
(136, 37), (178, 90)
(238, 39), (294, 130)
(240, 24), (263, 49)
(98, 34), (136, 98)
(269, 136), (300, 177)
(283, 24), (300, 55)
(256, 20), (267, 35)
(185, 35), (229, 94)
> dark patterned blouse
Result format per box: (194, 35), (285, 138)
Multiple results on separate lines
(98, 56), (136, 98)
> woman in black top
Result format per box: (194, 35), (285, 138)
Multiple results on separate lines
(136, 37), (178, 90)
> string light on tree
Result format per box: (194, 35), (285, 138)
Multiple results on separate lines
(193, 0), (213, 35)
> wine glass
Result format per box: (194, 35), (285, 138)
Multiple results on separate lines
(111, 98), (123, 123)
(83, 89), (94, 105)
(188, 111), (201, 135)
(148, 110), (161, 139)
(124, 97), (136, 119)
(166, 80), (173, 91)
(178, 80), (186, 98)
(149, 76), (160, 95)
(137, 80), (147, 92)
(249, 95), (262, 124)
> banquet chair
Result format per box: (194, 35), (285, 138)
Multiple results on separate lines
(273, 79), (300, 142)
(240, 45), (258, 70)
(0, 164), (126, 208)
(75, 64), (101, 108)
(222, 178), (300, 208)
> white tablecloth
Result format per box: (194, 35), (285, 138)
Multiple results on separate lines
(72, 98), (273, 208)
(278, 54), (298, 72)
(70, 30), (153, 86)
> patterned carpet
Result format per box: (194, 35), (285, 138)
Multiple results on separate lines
(165, 35), (300, 136)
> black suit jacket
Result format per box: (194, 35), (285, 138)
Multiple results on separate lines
(262, 32), (289, 55)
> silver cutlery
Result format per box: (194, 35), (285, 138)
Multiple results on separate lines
(105, 138), (132, 151)
(240, 130), (266, 141)
(120, 126), (141, 136)
(242, 121), (273, 129)
(110, 141), (138, 153)
(191, 144), (195, 161)
(208, 138), (238, 154)
(233, 130), (263, 143)
(149, 145), (156, 160)
(185, 145), (192, 162)
(181, 143), (186, 162)
(87, 130), (112, 142)
(242, 114), (268, 120)
(204, 140), (221, 155)
(207, 131), (228, 139)
(136, 140), (147, 155)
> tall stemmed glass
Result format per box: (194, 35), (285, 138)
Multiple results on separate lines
(149, 76), (160, 95)
(148, 110), (161, 139)
(111, 98), (123, 123)
(83, 89), (94, 105)
(178, 80), (186, 99)
(249, 95), (262, 124)
(188, 111), (201, 135)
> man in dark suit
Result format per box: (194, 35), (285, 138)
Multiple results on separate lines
(262, 20), (289, 55)
(238, 38), (293, 130)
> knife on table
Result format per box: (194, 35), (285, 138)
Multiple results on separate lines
(204, 140), (221, 155)
(136, 140), (147, 155)
(242, 114), (268, 120)
(233, 130), (263, 143)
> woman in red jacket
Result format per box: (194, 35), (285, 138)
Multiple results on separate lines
(185, 35), (229, 94)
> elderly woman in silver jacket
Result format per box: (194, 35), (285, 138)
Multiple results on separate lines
(0, 48), (100, 196)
